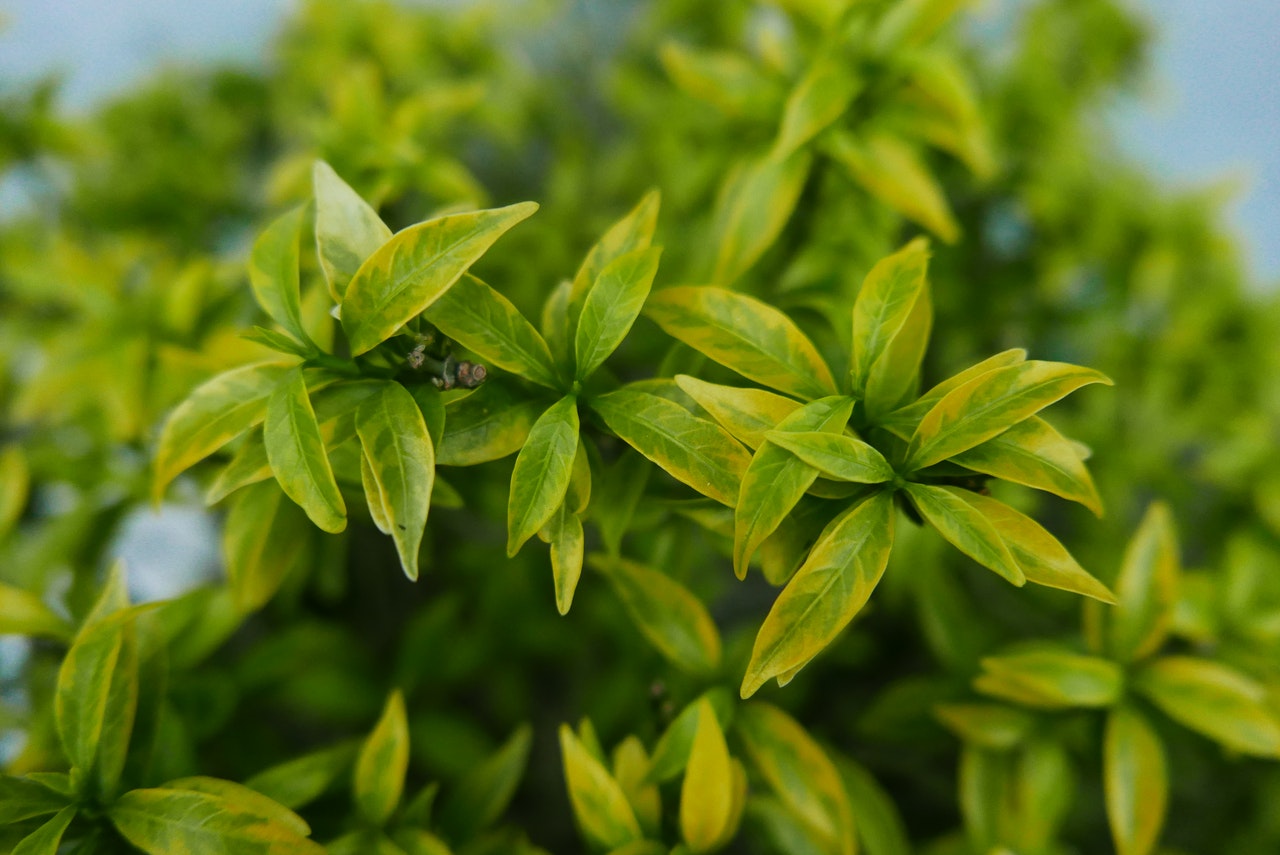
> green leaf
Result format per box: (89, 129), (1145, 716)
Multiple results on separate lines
(955, 491), (1115, 602)
(507, 395), (579, 557)
(542, 501), (585, 615)
(612, 737), (661, 838)
(109, 787), (324, 854)
(647, 689), (736, 784)
(394, 829), (453, 855)
(680, 699), (734, 853)
(674, 375), (803, 449)
(423, 274), (560, 389)
(355, 690), (410, 826)
(246, 741), (360, 811)
(1104, 705), (1167, 855)
(242, 325), (314, 358)
(265, 368), (347, 533)
(592, 555), (722, 675)
(735, 397), (855, 578)
(742, 491), (895, 698)
(574, 246), (662, 380)
(975, 648), (1124, 709)
(835, 758), (912, 855)
(559, 723), (643, 850)
(249, 205), (313, 347)
(313, 160), (392, 302)
(160, 778), (309, 837)
(877, 348), (1027, 438)
(0, 583), (72, 640)
(362, 450), (393, 534)
(659, 42), (783, 121)
(736, 703), (856, 854)
(850, 238), (929, 398)
(903, 484), (1024, 585)
(1134, 656), (1280, 757)
(865, 273), (932, 419)
(357, 382), (436, 580)
(592, 389), (751, 507)
(711, 149), (812, 285)
(824, 129), (959, 242)
(541, 278), (573, 368)
(0, 776), (72, 824)
(438, 724), (533, 840)
(341, 202), (538, 355)
(904, 360), (1111, 471)
(951, 416), (1103, 515)
(0, 443), (31, 537)
(1101, 502), (1180, 662)
(774, 52), (861, 158)
(437, 381), (547, 466)
(12, 805), (76, 855)
(646, 287), (837, 400)
(763, 431), (895, 484)
(223, 479), (313, 612)
(933, 703), (1036, 750)
(55, 562), (138, 800)
(152, 362), (292, 503)
(873, 0), (973, 49)
(570, 190), (661, 308)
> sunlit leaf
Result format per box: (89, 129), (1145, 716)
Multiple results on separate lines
(763, 431), (895, 484)
(574, 246), (662, 380)
(850, 237), (929, 400)
(660, 43), (783, 121)
(110, 786), (324, 854)
(0, 583), (72, 640)
(774, 52), (861, 157)
(508, 395), (579, 556)
(355, 690), (410, 826)
(680, 699), (734, 853)
(1104, 705), (1167, 855)
(1097, 502), (1180, 662)
(710, 150), (812, 285)
(877, 348), (1027, 438)
(570, 190), (661, 309)
(249, 205), (313, 348)
(674, 375), (803, 449)
(903, 484), (1024, 585)
(246, 741), (360, 811)
(1135, 656), (1280, 757)
(313, 160), (392, 302)
(265, 367), (347, 533)
(933, 703), (1036, 750)
(975, 647), (1123, 709)
(559, 724), (643, 850)
(437, 381), (548, 466)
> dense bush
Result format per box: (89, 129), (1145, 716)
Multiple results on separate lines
(3, 1), (1279, 853)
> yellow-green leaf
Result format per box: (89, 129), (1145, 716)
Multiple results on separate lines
(249, 206), (312, 347)
(1103, 502), (1180, 662)
(593, 555), (722, 676)
(763, 431), (895, 484)
(835, 757), (912, 855)
(542, 501), (585, 615)
(956, 491), (1114, 602)
(975, 648), (1123, 709)
(575, 246), (662, 380)
(1104, 705), (1167, 855)
(424, 274), (560, 389)
(355, 690), (410, 826)
(774, 52), (861, 158)
(570, 190), (660, 308)
(437, 381), (547, 466)
(735, 397), (854, 578)
(357, 382), (436, 580)
(109, 787), (325, 855)
(313, 160), (392, 302)
(0, 583), (72, 640)
(160, 777), (309, 837)
(952, 416), (1103, 515)
(341, 202), (538, 355)
(1134, 656), (1280, 757)
(265, 368), (346, 533)
(0, 444), (30, 537)
(647, 287), (837, 400)
(660, 42), (783, 121)
(681, 699), (734, 853)
(153, 362), (293, 503)
(904, 484), (1024, 585)
(873, 0), (973, 50)
(245, 742), (359, 811)
(647, 688), (735, 785)
(559, 724), (643, 850)
(710, 150), (812, 286)
(904, 360), (1112, 471)
(508, 395), (579, 556)
(877, 348), (1027, 438)
(851, 237), (930, 401)
(12, 805), (76, 855)
(674, 375), (803, 449)
(223, 479), (312, 613)
(592, 389), (751, 507)
(742, 490), (895, 698)
(865, 270), (932, 420)
(613, 737), (661, 837)
(933, 703), (1036, 750)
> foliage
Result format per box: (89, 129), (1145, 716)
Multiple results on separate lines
(2, 0), (1280, 853)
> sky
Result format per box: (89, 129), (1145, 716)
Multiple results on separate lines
(0, 0), (1277, 280)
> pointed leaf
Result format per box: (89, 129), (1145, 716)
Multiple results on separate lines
(675, 375), (803, 449)
(1104, 706), (1167, 855)
(265, 368), (347, 533)
(835, 758), (912, 855)
(0, 444), (30, 537)
(571, 190), (661, 306)
(12, 805), (76, 855)
(742, 491), (895, 698)
(0, 776), (72, 824)
(711, 150), (812, 285)
(865, 268), (932, 418)
(341, 202), (538, 355)
(543, 502), (585, 615)
(646, 287), (836, 399)
(877, 348), (1027, 438)
(249, 206), (312, 347)
(160, 777), (310, 837)
(575, 246), (662, 380)
(246, 742), (360, 811)
(559, 724), (643, 850)
(1134, 656), (1280, 757)
(1105, 502), (1180, 662)
(355, 690), (410, 826)
(648, 689), (736, 785)
(313, 160), (392, 301)
(0, 583), (72, 640)
(438, 725), (532, 840)
(763, 431), (895, 484)
(660, 42), (784, 121)
(933, 703), (1036, 750)
(952, 416), (1103, 515)
(904, 484), (1024, 584)
(508, 396), (579, 556)
(850, 238), (929, 397)
(976, 648), (1123, 709)
(110, 787), (324, 854)
(681, 699), (734, 853)
(774, 53), (861, 158)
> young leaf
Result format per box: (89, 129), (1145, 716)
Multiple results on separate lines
(249, 205), (313, 348)
(904, 360), (1112, 471)
(850, 238), (929, 398)
(763, 431), (895, 484)
(904, 483), (1023, 584)
(507, 395), (579, 556)
(152, 362), (292, 503)
(12, 805), (76, 855)
(109, 787), (324, 855)
(223, 479), (313, 612)
(313, 160), (392, 301)
(975, 648), (1124, 709)
(559, 724), (643, 850)
(955, 491), (1115, 602)
(952, 416), (1103, 516)
(357, 382), (436, 581)
(592, 389), (751, 507)
(437, 724), (533, 841)
(1104, 705), (1167, 855)
(1103, 502), (1180, 662)
(711, 150), (812, 285)
(774, 52), (861, 158)
(436, 381), (547, 466)
(265, 368), (347, 533)
(55, 563), (138, 800)
(570, 190), (661, 308)
(1134, 657), (1280, 757)
(245, 741), (360, 811)
(574, 245), (662, 380)
(423, 274), (560, 389)
(355, 690), (410, 826)
(742, 490), (895, 698)
(647, 689), (736, 784)
(646, 287), (837, 400)
(341, 202), (538, 355)
(680, 699), (734, 853)
(0, 583), (72, 640)
(877, 348), (1027, 437)
(543, 502), (585, 615)
(674, 375), (803, 449)
(735, 397), (855, 578)
(592, 555), (722, 675)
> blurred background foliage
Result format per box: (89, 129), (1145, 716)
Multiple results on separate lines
(1, 0), (1279, 853)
